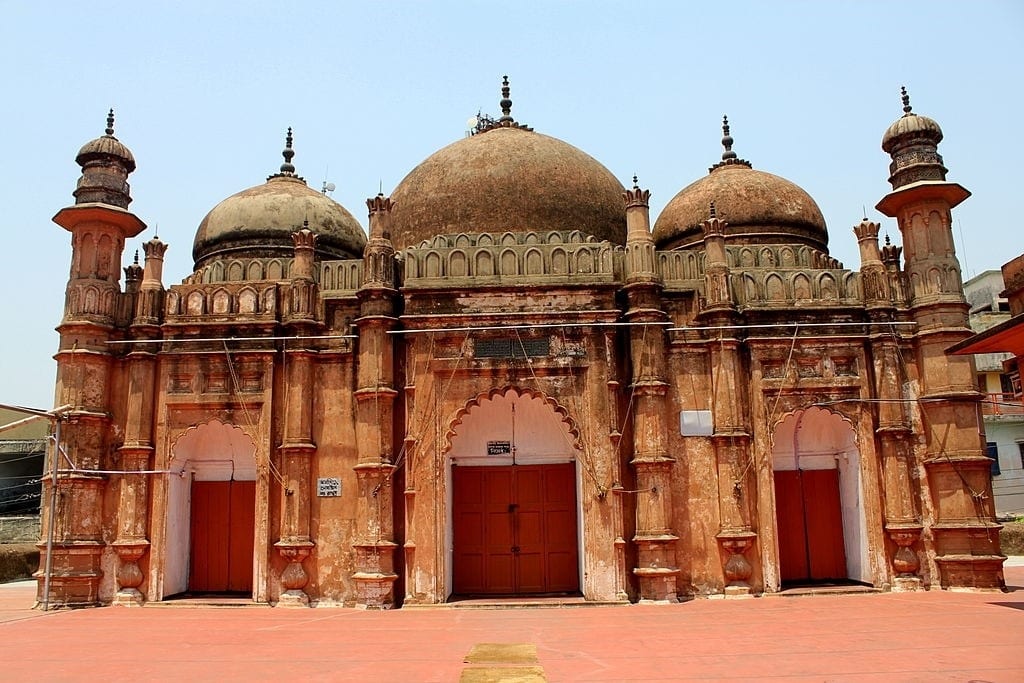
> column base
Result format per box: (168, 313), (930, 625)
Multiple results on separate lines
(352, 572), (398, 609)
(892, 576), (924, 592)
(633, 566), (680, 602)
(723, 585), (754, 598)
(34, 540), (104, 609)
(112, 587), (145, 606)
(935, 555), (1006, 590)
(277, 589), (311, 607)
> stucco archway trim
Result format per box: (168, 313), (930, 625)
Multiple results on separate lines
(442, 385), (584, 457)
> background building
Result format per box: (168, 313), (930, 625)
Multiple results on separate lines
(0, 407), (48, 542)
(958, 264), (1024, 514)
(38, 83), (1003, 608)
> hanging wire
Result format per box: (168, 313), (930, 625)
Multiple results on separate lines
(514, 327), (606, 495)
(222, 340), (287, 488)
(890, 327), (989, 507)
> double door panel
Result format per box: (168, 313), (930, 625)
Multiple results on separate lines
(774, 468), (847, 583)
(453, 464), (578, 595)
(189, 480), (255, 593)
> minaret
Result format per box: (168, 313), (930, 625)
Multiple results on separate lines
(352, 192), (399, 608)
(875, 88), (1003, 589)
(623, 177), (680, 601)
(46, 110), (146, 607)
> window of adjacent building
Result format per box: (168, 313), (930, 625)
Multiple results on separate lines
(999, 372), (1015, 396)
(986, 442), (1000, 476)
(1018, 442), (1024, 470)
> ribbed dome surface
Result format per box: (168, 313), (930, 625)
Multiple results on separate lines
(76, 134), (136, 173)
(652, 163), (828, 251)
(389, 126), (627, 248)
(882, 112), (943, 153)
(192, 175), (366, 268)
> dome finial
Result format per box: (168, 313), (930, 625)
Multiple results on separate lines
(721, 115), (737, 161)
(632, 174), (639, 190)
(900, 86), (912, 115)
(710, 115), (750, 172)
(280, 127), (296, 175)
(709, 201), (717, 219)
(499, 75), (513, 122)
(105, 109), (115, 136)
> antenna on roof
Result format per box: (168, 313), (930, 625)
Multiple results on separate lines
(322, 165), (335, 195)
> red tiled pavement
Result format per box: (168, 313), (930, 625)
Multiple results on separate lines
(1, 565), (1022, 682)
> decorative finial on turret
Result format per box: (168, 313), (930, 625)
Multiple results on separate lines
(499, 75), (513, 122)
(280, 127), (296, 175)
(632, 174), (640, 190)
(709, 201), (717, 219)
(721, 116), (737, 161)
(133, 249), (140, 265)
(105, 109), (115, 136)
(900, 86), (912, 115)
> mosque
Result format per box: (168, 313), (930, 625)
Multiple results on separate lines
(40, 79), (1004, 608)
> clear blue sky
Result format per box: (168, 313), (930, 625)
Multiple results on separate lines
(1, 1), (1022, 410)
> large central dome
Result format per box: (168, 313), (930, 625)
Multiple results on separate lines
(389, 84), (626, 248)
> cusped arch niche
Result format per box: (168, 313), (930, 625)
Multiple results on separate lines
(164, 420), (258, 597)
(444, 387), (582, 465)
(170, 419), (257, 480)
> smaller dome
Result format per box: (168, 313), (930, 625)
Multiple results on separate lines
(193, 175), (366, 268)
(653, 117), (827, 251)
(76, 109), (136, 172)
(193, 129), (366, 269)
(882, 88), (943, 152)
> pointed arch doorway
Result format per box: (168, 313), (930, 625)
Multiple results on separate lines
(448, 389), (581, 597)
(772, 408), (869, 585)
(166, 421), (258, 596)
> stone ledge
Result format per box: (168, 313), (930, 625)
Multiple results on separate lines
(0, 544), (39, 583)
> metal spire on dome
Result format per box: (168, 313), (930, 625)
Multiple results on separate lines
(721, 116), (737, 161)
(710, 115), (751, 172)
(476, 76), (532, 133)
(280, 127), (296, 175)
(900, 86), (913, 115)
(105, 109), (115, 136)
(499, 75), (513, 122)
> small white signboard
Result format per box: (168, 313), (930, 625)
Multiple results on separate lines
(679, 410), (714, 436)
(487, 441), (512, 455)
(317, 477), (342, 497)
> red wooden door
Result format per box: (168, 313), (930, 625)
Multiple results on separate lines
(189, 480), (255, 593)
(774, 468), (846, 584)
(803, 469), (846, 580)
(453, 464), (578, 596)
(774, 470), (808, 583)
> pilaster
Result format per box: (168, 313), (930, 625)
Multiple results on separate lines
(351, 194), (400, 608)
(623, 180), (679, 601)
